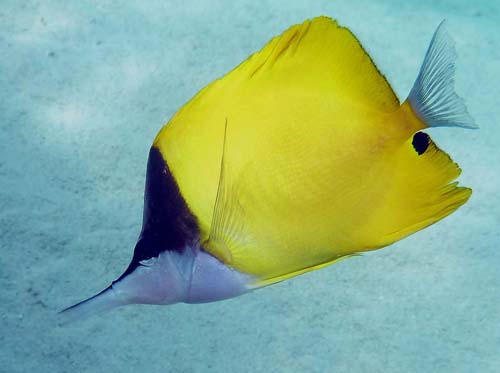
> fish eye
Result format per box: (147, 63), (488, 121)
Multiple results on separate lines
(412, 132), (430, 155)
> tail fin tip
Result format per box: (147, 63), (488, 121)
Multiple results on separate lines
(407, 20), (477, 129)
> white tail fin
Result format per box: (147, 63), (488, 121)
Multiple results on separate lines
(407, 20), (477, 129)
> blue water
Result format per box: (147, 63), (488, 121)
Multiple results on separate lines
(1, 1), (498, 372)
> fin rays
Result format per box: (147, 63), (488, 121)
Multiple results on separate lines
(407, 20), (477, 129)
(205, 119), (245, 264)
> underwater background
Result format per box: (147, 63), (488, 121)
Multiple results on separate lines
(1, 0), (499, 372)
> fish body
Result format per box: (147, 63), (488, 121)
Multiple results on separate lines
(61, 17), (475, 322)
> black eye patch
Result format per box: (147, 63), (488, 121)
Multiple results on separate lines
(412, 132), (430, 155)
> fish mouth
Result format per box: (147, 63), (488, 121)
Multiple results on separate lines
(115, 246), (254, 305)
(59, 245), (254, 324)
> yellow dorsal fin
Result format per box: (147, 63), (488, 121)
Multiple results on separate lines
(229, 16), (400, 112)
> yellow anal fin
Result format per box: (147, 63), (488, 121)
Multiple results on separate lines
(251, 254), (358, 289)
(359, 131), (471, 250)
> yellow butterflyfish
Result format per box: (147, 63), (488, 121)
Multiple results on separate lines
(61, 16), (475, 322)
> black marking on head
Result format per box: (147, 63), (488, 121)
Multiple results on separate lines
(116, 146), (199, 281)
(412, 132), (430, 155)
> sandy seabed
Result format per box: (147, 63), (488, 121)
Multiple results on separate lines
(1, 1), (499, 372)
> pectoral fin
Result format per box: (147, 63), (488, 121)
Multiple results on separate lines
(203, 120), (246, 265)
